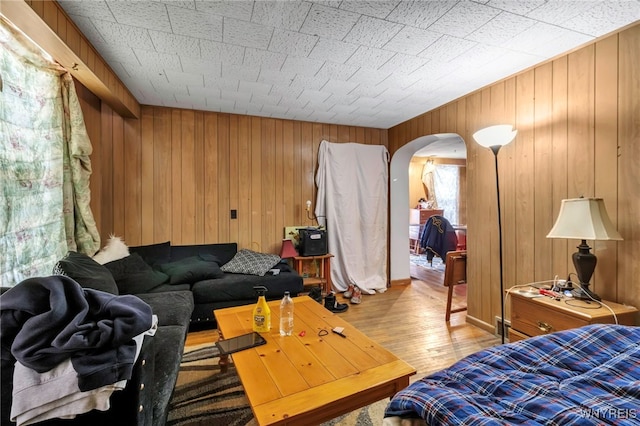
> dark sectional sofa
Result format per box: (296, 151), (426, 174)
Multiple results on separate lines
(128, 241), (305, 326)
(1, 283), (194, 426)
(1, 241), (303, 426)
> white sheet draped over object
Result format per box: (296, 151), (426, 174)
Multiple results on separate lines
(421, 161), (438, 208)
(315, 140), (389, 294)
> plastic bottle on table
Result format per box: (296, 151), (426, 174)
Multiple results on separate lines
(253, 286), (270, 332)
(279, 291), (294, 336)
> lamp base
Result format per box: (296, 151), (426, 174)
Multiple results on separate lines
(572, 240), (600, 301)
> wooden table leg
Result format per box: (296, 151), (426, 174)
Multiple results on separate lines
(217, 329), (229, 373)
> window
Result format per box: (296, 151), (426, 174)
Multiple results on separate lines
(433, 165), (460, 225)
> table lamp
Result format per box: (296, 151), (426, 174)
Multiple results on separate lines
(279, 239), (299, 259)
(546, 197), (622, 301)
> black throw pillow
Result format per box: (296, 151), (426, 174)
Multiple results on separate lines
(128, 241), (171, 267)
(53, 251), (119, 295)
(104, 253), (169, 294)
(158, 254), (224, 285)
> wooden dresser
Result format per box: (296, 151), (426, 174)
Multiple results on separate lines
(409, 208), (444, 225)
(509, 291), (638, 342)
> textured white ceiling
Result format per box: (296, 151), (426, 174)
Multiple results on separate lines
(59, 0), (640, 129)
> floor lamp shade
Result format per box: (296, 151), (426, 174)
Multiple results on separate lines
(547, 198), (622, 301)
(472, 125), (517, 149)
(279, 239), (299, 259)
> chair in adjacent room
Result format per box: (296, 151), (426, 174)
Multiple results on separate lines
(443, 250), (467, 321)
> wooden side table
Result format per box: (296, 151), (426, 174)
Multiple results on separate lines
(293, 254), (334, 295)
(509, 291), (638, 342)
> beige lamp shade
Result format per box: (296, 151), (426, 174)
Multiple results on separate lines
(547, 198), (622, 241)
(472, 125), (517, 148)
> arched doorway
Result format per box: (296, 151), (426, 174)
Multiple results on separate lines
(389, 133), (465, 283)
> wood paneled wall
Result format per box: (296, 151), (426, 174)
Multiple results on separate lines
(389, 24), (640, 329)
(19, 0), (638, 329)
(75, 87), (388, 255)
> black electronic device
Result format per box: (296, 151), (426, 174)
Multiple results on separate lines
(298, 227), (327, 256)
(557, 277), (601, 301)
(214, 332), (267, 355)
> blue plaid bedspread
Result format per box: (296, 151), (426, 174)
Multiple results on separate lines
(384, 324), (640, 425)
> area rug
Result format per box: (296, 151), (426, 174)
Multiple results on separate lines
(167, 342), (390, 426)
(410, 253), (444, 270)
(167, 342), (253, 426)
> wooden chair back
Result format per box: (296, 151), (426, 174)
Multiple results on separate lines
(443, 250), (467, 321)
(455, 230), (467, 250)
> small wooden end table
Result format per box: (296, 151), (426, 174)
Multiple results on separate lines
(293, 254), (333, 294)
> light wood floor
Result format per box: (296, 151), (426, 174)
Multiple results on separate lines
(186, 262), (500, 382)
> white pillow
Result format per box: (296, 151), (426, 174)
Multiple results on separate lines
(92, 235), (130, 265)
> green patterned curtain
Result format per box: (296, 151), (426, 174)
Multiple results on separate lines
(0, 17), (99, 286)
(60, 73), (100, 254)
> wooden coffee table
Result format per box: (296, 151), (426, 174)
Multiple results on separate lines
(214, 297), (416, 425)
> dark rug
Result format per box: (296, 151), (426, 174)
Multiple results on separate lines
(167, 343), (253, 426)
(167, 342), (389, 426)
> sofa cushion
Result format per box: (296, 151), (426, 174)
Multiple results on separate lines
(135, 291), (194, 327)
(129, 241), (171, 267)
(191, 272), (303, 303)
(158, 254), (224, 285)
(170, 243), (237, 265)
(104, 253), (169, 294)
(146, 283), (191, 293)
(220, 249), (280, 276)
(53, 251), (119, 295)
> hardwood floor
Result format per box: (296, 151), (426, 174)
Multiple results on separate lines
(186, 262), (500, 383)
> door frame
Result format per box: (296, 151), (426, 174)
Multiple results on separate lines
(389, 133), (465, 284)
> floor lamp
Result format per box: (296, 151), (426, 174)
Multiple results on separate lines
(473, 125), (517, 344)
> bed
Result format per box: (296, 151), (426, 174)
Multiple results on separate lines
(384, 324), (640, 425)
